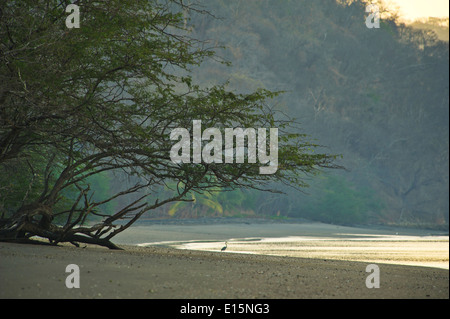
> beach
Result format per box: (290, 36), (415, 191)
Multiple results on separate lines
(0, 221), (448, 299)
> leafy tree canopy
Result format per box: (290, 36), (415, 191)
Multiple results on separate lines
(0, 0), (339, 248)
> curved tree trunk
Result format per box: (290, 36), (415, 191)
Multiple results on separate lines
(0, 203), (122, 250)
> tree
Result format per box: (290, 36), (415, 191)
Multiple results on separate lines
(0, 0), (339, 249)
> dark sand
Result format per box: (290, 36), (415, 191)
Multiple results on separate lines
(0, 239), (448, 299)
(1, 221), (448, 299)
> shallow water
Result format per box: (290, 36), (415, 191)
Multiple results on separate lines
(115, 222), (449, 269)
(164, 235), (449, 270)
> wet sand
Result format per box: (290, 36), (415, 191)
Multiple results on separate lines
(1, 221), (448, 299)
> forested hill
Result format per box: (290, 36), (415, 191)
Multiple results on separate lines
(410, 17), (449, 42)
(1, 1), (447, 229)
(177, 0), (448, 227)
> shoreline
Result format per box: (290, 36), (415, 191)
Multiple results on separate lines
(113, 221), (449, 270)
(113, 220), (448, 244)
(156, 235), (450, 270)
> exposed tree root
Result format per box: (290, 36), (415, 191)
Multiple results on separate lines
(0, 216), (122, 250)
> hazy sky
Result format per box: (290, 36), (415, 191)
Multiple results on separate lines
(386, 0), (449, 21)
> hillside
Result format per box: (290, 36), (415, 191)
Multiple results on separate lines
(170, 0), (449, 226)
(410, 17), (449, 42)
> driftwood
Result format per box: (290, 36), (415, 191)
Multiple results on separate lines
(0, 203), (122, 250)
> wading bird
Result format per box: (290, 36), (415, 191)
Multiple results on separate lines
(221, 241), (228, 252)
